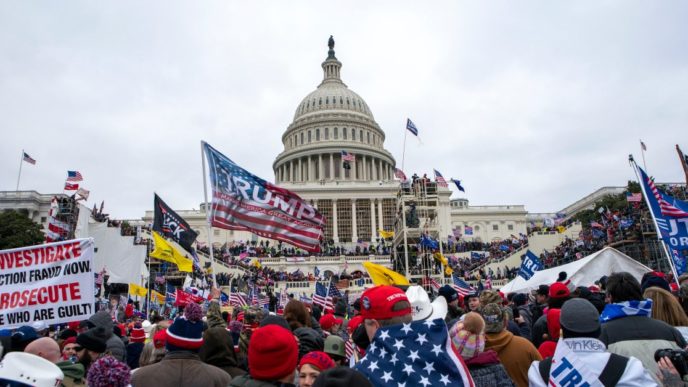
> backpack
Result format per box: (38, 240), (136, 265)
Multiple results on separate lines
(538, 353), (628, 387)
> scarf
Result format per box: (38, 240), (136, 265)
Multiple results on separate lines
(548, 338), (608, 387)
(599, 299), (652, 323)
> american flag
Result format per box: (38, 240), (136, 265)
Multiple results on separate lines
(45, 217), (70, 242)
(328, 282), (342, 298)
(354, 318), (473, 386)
(429, 277), (442, 291)
(220, 291), (230, 307)
(230, 292), (248, 308)
(645, 172), (688, 218)
(345, 340), (355, 359)
(485, 275), (492, 290)
(22, 152), (36, 165)
(406, 118), (419, 136)
(394, 168), (407, 180)
(626, 192), (642, 203)
(433, 169), (448, 187)
(341, 150), (355, 162)
(313, 282), (333, 310)
(66, 170), (83, 182)
(204, 142), (325, 252)
(452, 276), (476, 297)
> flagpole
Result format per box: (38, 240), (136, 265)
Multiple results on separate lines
(146, 237), (151, 318)
(630, 158), (679, 283)
(200, 141), (218, 286)
(16, 150), (24, 191)
(640, 140), (648, 172)
(401, 125), (408, 172)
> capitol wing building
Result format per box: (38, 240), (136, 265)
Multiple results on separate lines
(272, 39), (404, 247)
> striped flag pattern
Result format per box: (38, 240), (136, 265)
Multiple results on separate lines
(45, 217), (70, 242)
(66, 170), (83, 182)
(394, 168), (407, 180)
(313, 282), (333, 310)
(434, 169), (448, 187)
(341, 150), (355, 162)
(406, 118), (419, 136)
(646, 174), (688, 217)
(23, 152), (36, 165)
(452, 276), (476, 296)
(230, 292), (248, 308)
(204, 142), (325, 252)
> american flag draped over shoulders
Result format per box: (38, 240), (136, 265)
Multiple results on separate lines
(354, 318), (473, 387)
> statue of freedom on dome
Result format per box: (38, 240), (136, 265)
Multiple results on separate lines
(328, 35), (335, 50)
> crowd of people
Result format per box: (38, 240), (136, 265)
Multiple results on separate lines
(5, 270), (688, 386)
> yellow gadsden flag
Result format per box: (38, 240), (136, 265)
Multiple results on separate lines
(378, 229), (395, 239)
(129, 283), (148, 297)
(150, 231), (193, 272)
(362, 261), (410, 286)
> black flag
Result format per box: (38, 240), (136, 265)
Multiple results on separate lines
(153, 194), (198, 252)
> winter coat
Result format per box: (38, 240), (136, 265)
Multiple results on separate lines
(126, 342), (144, 370)
(516, 305), (532, 341)
(600, 315), (687, 384)
(88, 311), (126, 361)
(293, 327), (324, 359)
(56, 361), (86, 387)
(230, 374), (296, 387)
(131, 351), (231, 387)
(485, 330), (542, 387)
(465, 350), (514, 387)
(531, 314), (548, 348)
(199, 326), (246, 378)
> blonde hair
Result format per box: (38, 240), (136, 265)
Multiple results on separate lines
(643, 287), (688, 327)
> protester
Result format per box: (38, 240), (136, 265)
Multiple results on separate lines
(481, 303), (541, 387)
(536, 308), (560, 359)
(126, 323), (146, 369)
(439, 284), (464, 325)
(530, 285), (549, 323)
(285, 300), (324, 359)
(449, 312), (513, 386)
(512, 293), (532, 340)
(229, 325), (299, 386)
(466, 292), (481, 312)
(87, 311), (126, 361)
(61, 336), (79, 361)
(87, 355), (131, 387)
(299, 351), (336, 387)
(131, 303), (231, 386)
(320, 313), (343, 336)
(10, 325), (39, 352)
(25, 337), (87, 387)
(199, 323), (245, 378)
(313, 367), (372, 387)
(480, 290), (521, 337)
(643, 286), (688, 342)
(0, 352), (64, 387)
(76, 327), (108, 373)
(353, 285), (474, 386)
(323, 335), (347, 366)
(529, 298), (655, 386)
(599, 272), (687, 381)
(531, 282), (570, 348)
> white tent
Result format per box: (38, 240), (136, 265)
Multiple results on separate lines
(499, 247), (651, 294)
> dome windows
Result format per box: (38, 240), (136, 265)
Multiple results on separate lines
(334, 127), (339, 139)
(316, 128), (320, 141)
(352, 130), (356, 141)
(343, 128), (348, 140)
(325, 128), (329, 140)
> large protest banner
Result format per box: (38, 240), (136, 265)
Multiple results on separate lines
(0, 238), (95, 329)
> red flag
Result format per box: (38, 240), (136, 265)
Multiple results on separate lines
(64, 183), (79, 190)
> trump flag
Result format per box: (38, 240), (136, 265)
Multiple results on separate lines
(203, 142), (325, 252)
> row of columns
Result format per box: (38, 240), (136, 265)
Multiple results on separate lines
(325, 198), (387, 243)
(277, 153), (394, 183)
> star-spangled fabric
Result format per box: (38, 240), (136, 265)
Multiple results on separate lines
(354, 318), (473, 387)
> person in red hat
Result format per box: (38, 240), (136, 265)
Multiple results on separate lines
(319, 314), (343, 337)
(126, 323), (146, 369)
(229, 324), (299, 387)
(298, 351), (335, 387)
(359, 285), (413, 341)
(531, 282), (571, 348)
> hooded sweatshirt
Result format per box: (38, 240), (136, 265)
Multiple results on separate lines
(56, 361), (86, 387)
(199, 326), (246, 378)
(88, 310), (126, 361)
(485, 330), (541, 387)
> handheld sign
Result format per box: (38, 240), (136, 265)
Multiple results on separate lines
(0, 239), (95, 329)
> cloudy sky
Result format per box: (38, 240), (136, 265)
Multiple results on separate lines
(1, 1), (687, 219)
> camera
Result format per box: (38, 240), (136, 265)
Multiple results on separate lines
(655, 348), (688, 377)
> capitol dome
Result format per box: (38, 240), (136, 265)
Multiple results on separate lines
(274, 37), (396, 184)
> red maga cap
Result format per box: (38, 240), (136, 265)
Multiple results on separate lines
(359, 286), (411, 320)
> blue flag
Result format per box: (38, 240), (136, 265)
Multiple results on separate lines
(637, 165), (688, 275)
(420, 234), (439, 250)
(450, 178), (465, 192)
(518, 250), (543, 280)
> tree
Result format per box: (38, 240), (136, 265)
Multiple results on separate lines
(0, 210), (45, 249)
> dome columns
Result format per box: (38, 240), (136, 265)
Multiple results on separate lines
(275, 154), (394, 183)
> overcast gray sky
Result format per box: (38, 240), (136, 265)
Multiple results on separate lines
(1, 1), (687, 219)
